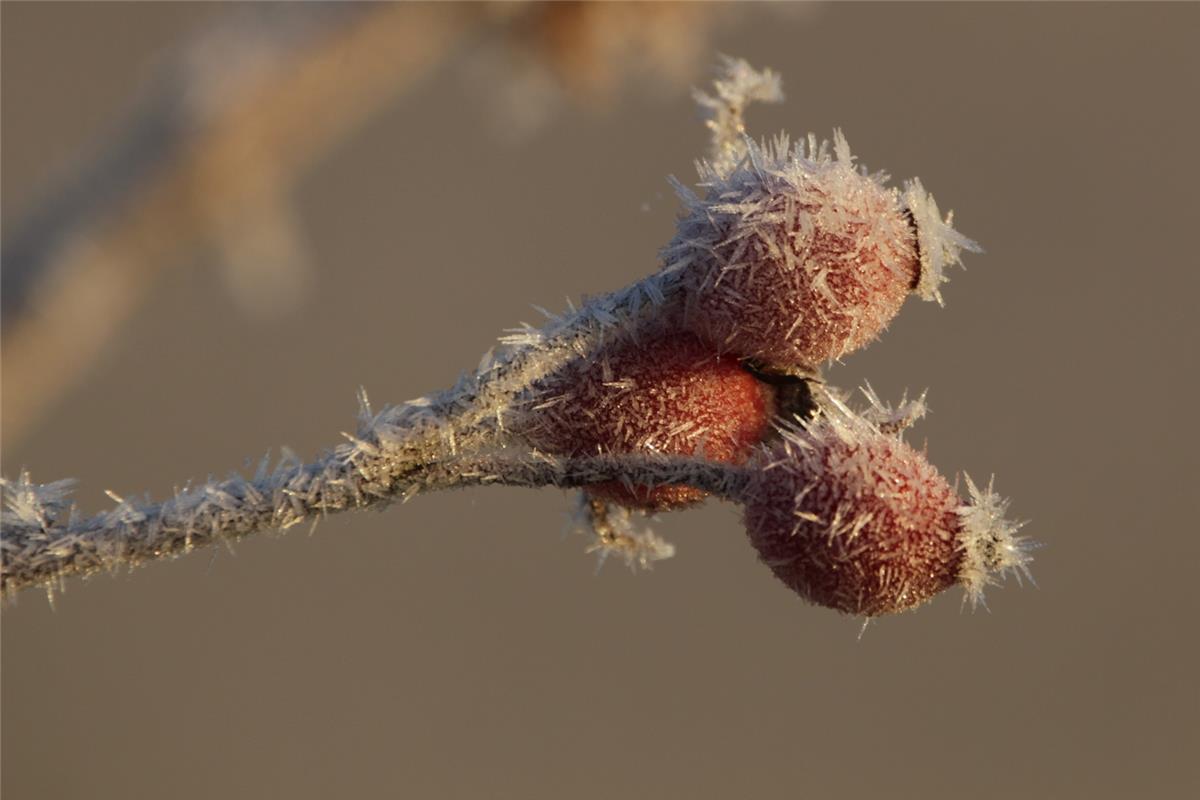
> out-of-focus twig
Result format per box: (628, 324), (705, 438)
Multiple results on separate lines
(1, 2), (753, 447)
(1, 3), (476, 444)
(465, 2), (730, 137)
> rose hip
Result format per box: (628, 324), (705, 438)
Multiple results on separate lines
(519, 332), (774, 510)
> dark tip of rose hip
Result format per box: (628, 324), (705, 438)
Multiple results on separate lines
(901, 207), (922, 291)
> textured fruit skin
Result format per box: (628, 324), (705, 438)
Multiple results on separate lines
(519, 333), (773, 511)
(741, 417), (963, 616)
(664, 135), (920, 371)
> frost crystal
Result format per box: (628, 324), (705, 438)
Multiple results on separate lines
(2, 472), (76, 532)
(857, 382), (928, 435)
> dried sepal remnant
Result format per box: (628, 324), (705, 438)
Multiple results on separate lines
(902, 178), (983, 305)
(737, 400), (1026, 617)
(516, 332), (773, 510)
(693, 54), (784, 175)
(574, 495), (675, 571)
(957, 474), (1033, 609)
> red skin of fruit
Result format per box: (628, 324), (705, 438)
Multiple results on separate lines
(741, 421), (963, 616)
(666, 144), (921, 371)
(690, 191), (918, 369)
(520, 333), (774, 511)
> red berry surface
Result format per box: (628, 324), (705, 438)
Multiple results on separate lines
(520, 333), (773, 510)
(665, 136), (920, 371)
(740, 416), (963, 616)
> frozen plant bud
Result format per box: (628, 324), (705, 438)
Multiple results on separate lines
(517, 332), (774, 510)
(736, 402), (1029, 616)
(662, 133), (980, 372)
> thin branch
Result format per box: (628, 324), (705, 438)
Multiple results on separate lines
(0, 399), (744, 599)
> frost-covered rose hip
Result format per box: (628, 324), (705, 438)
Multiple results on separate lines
(662, 134), (980, 372)
(736, 405), (1028, 616)
(518, 332), (773, 511)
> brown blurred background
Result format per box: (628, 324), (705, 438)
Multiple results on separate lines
(3, 3), (1198, 798)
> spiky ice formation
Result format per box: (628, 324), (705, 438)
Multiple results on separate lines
(902, 178), (984, 305)
(517, 332), (774, 510)
(737, 401), (1029, 616)
(662, 131), (978, 372)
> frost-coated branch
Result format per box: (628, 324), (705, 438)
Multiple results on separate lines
(0, 260), (696, 602)
(418, 451), (741, 498)
(0, 399), (741, 600)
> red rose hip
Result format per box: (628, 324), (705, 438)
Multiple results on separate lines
(737, 404), (1029, 616)
(662, 134), (980, 372)
(518, 332), (774, 510)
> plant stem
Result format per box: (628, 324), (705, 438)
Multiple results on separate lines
(0, 401), (743, 599)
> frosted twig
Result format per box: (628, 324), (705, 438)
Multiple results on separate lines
(692, 55), (783, 176)
(0, 404), (743, 600)
(856, 382), (928, 435)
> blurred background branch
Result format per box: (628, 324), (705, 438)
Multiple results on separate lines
(2, 3), (474, 443)
(1, 1), (731, 447)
